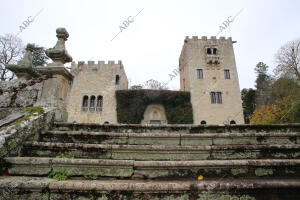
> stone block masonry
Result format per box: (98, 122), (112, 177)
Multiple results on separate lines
(67, 60), (128, 124)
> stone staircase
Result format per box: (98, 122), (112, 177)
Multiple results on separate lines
(1, 123), (300, 199)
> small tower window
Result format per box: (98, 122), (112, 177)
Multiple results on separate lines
(96, 95), (103, 112)
(213, 48), (217, 54)
(230, 120), (236, 124)
(201, 120), (207, 124)
(115, 75), (120, 85)
(82, 96), (89, 112)
(90, 96), (96, 112)
(210, 92), (222, 104)
(224, 69), (230, 79)
(197, 69), (203, 79)
(207, 48), (212, 54)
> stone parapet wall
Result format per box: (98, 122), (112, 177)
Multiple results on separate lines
(0, 80), (43, 119)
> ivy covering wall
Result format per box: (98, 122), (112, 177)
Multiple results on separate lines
(116, 90), (193, 124)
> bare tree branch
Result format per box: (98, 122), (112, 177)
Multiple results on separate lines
(274, 39), (300, 81)
(0, 34), (24, 81)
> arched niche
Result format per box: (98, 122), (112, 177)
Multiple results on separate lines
(141, 104), (168, 125)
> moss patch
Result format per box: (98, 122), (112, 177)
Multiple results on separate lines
(116, 90), (193, 124)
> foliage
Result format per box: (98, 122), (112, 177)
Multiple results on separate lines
(276, 95), (300, 123)
(250, 104), (281, 125)
(271, 77), (300, 101)
(55, 153), (74, 159)
(254, 62), (273, 108)
(84, 174), (98, 180)
(143, 79), (168, 90)
(0, 34), (24, 80)
(48, 169), (71, 181)
(130, 85), (143, 90)
(13, 107), (45, 125)
(116, 90), (193, 124)
(32, 45), (49, 67)
(23, 106), (45, 115)
(241, 88), (256, 124)
(274, 39), (300, 81)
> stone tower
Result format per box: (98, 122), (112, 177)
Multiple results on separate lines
(66, 60), (128, 124)
(179, 36), (244, 124)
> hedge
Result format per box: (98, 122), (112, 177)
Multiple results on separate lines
(116, 90), (193, 124)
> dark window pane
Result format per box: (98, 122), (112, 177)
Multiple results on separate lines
(217, 92), (222, 104)
(210, 92), (216, 104)
(90, 96), (96, 107)
(224, 69), (230, 79)
(197, 69), (203, 79)
(115, 75), (120, 85)
(82, 96), (88, 107)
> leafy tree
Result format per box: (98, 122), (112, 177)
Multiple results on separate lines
(241, 88), (256, 124)
(143, 79), (168, 90)
(0, 34), (23, 80)
(270, 77), (300, 123)
(276, 95), (300, 123)
(274, 39), (300, 81)
(271, 77), (300, 101)
(32, 45), (49, 67)
(250, 104), (281, 125)
(254, 62), (273, 108)
(130, 85), (143, 90)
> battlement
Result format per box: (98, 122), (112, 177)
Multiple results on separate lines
(70, 60), (125, 75)
(71, 60), (123, 69)
(184, 36), (233, 43)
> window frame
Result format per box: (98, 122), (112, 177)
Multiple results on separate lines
(224, 69), (230, 79)
(197, 69), (203, 79)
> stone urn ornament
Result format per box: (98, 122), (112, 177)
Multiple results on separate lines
(45, 27), (72, 66)
(6, 43), (40, 80)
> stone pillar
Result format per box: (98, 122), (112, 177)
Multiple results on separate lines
(34, 28), (73, 121)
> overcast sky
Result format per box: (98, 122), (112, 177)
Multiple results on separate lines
(1, 0), (299, 90)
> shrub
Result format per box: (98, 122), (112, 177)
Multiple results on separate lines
(116, 90), (193, 124)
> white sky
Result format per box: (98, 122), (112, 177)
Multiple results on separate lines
(1, 0), (299, 90)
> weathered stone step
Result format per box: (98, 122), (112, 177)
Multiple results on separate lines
(4, 157), (300, 179)
(1, 176), (300, 199)
(40, 130), (300, 145)
(52, 122), (300, 134)
(22, 142), (300, 160)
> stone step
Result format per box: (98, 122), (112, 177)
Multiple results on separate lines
(22, 142), (300, 160)
(1, 176), (300, 199)
(52, 122), (300, 134)
(40, 130), (300, 146)
(4, 157), (300, 179)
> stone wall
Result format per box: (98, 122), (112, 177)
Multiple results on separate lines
(0, 107), (55, 161)
(67, 61), (128, 124)
(0, 80), (43, 119)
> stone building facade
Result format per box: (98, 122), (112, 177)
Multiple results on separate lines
(1, 28), (244, 125)
(67, 61), (128, 124)
(179, 36), (244, 124)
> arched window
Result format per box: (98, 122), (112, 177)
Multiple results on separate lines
(207, 48), (212, 54)
(89, 96), (96, 112)
(230, 120), (236, 124)
(213, 48), (217, 54)
(96, 95), (103, 112)
(201, 120), (207, 125)
(82, 96), (89, 112)
(115, 75), (120, 85)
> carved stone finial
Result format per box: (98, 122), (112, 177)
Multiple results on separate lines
(6, 43), (39, 80)
(17, 43), (35, 69)
(46, 28), (72, 66)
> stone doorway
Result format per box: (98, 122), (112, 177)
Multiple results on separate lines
(141, 104), (167, 125)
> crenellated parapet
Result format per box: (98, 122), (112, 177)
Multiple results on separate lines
(184, 36), (233, 43)
(70, 60), (124, 76)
